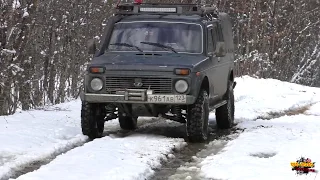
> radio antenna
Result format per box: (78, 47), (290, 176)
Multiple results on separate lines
(116, 0), (122, 8)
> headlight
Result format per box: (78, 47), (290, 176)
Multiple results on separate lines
(90, 78), (103, 91)
(175, 80), (188, 93)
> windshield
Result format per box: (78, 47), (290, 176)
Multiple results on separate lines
(107, 21), (203, 54)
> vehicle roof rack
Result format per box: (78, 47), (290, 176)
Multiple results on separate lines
(114, 1), (219, 20)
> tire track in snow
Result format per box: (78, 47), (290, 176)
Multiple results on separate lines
(3, 117), (161, 180)
(2, 139), (88, 180)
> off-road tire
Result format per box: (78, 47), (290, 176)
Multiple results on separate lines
(186, 89), (209, 142)
(119, 114), (138, 130)
(81, 102), (105, 139)
(215, 81), (235, 129)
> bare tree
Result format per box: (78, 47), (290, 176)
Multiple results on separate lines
(0, 0), (319, 115)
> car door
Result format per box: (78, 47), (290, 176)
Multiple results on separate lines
(206, 24), (221, 101)
(213, 22), (229, 96)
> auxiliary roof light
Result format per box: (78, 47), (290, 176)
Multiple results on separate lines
(134, 0), (143, 4)
(139, 7), (177, 13)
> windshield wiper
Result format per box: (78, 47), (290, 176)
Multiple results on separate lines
(109, 43), (143, 52)
(140, 41), (178, 53)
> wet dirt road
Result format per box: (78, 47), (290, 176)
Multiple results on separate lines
(142, 119), (242, 180)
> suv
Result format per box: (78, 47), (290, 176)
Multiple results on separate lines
(80, 2), (236, 142)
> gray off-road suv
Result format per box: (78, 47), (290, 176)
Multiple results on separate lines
(80, 1), (236, 142)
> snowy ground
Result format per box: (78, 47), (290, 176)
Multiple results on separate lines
(199, 78), (320, 180)
(199, 113), (320, 180)
(0, 101), (186, 180)
(170, 77), (320, 180)
(1, 75), (320, 180)
(0, 100), (88, 179)
(14, 135), (185, 180)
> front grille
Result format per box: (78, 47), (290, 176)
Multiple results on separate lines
(105, 77), (172, 94)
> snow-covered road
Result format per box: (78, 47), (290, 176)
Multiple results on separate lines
(1, 76), (320, 180)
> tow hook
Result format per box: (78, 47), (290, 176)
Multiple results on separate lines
(233, 81), (237, 89)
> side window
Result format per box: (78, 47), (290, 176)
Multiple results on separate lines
(212, 26), (219, 47)
(208, 23), (224, 53)
(207, 28), (214, 52)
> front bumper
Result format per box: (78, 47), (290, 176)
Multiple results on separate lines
(80, 89), (196, 105)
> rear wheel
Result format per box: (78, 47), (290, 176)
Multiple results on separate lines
(216, 80), (235, 129)
(119, 113), (138, 130)
(81, 102), (105, 139)
(186, 89), (209, 142)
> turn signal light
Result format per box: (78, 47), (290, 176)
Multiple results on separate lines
(89, 67), (105, 74)
(175, 68), (190, 75)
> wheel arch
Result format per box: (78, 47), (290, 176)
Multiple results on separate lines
(195, 76), (211, 99)
(201, 76), (210, 94)
(228, 69), (234, 82)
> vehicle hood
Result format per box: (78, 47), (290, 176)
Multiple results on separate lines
(90, 53), (207, 72)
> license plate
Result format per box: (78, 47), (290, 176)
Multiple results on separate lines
(147, 95), (186, 103)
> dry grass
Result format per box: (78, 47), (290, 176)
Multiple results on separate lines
(285, 105), (311, 116)
(257, 104), (312, 120)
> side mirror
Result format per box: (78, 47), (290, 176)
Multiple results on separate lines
(215, 42), (226, 57)
(87, 39), (97, 55)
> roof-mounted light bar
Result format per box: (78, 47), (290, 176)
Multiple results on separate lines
(139, 7), (177, 13)
(134, 0), (143, 4)
(115, 2), (219, 17)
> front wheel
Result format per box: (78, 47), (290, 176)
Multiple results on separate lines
(186, 89), (209, 142)
(81, 102), (105, 139)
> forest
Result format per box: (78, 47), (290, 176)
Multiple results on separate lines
(0, 0), (319, 115)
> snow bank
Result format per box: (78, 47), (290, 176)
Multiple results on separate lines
(200, 115), (320, 180)
(0, 100), (186, 180)
(305, 102), (320, 116)
(13, 135), (186, 180)
(233, 76), (320, 121)
(0, 99), (88, 179)
(199, 76), (320, 180)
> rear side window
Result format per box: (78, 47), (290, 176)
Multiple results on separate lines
(212, 26), (218, 44)
(207, 29), (214, 52)
(217, 23), (224, 42)
(208, 23), (224, 52)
